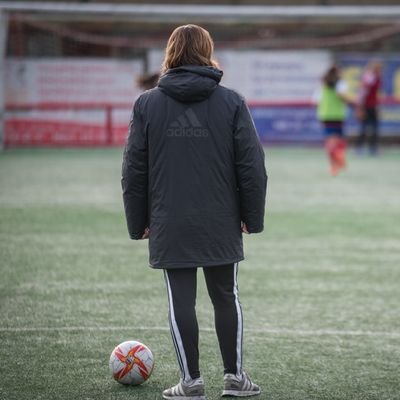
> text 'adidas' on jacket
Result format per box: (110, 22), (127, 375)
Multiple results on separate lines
(122, 65), (267, 269)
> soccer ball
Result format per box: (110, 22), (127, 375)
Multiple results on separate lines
(109, 340), (154, 385)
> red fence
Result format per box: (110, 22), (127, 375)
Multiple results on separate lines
(4, 102), (132, 147)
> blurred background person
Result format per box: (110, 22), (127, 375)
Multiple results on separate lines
(355, 60), (383, 155)
(314, 65), (354, 176)
(136, 72), (160, 92)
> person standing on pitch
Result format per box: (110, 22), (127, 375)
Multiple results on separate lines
(122, 24), (267, 400)
(355, 60), (383, 155)
(315, 65), (354, 176)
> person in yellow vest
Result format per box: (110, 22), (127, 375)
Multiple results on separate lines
(314, 65), (354, 176)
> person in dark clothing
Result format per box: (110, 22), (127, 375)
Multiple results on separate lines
(356, 60), (383, 155)
(122, 24), (267, 400)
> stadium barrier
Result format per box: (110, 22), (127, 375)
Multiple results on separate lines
(4, 98), (400, 147)
(4, 102), (130, 147)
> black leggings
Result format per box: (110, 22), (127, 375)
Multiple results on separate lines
(164, 263), (243, 381)
(357, 107), (379, 151)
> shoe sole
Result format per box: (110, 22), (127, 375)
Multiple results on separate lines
(162, 395), (207, 400)
(222, 389), (261, 397)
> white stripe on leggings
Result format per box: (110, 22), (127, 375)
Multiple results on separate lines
(233, 262), (243, 376)
(164, 270), (191, 382)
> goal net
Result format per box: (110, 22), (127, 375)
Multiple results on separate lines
(2, 9), (148, 147)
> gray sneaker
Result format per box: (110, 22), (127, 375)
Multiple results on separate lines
(222, 371), (261, 397)
(162, 377), (207, 400)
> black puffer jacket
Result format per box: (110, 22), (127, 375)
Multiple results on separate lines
(122, 65), (267, 269)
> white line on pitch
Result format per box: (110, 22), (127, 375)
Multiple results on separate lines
(0, 326), (400, 338)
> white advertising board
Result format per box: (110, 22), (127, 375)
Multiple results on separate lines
(148, 49), (331, 101)
(4, 58), (143, 146)
(5, 58), (143, 105)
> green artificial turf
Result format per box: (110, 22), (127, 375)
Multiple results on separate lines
(0, 147), (399, 400)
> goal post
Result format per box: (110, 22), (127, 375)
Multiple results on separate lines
(0, 10), (9, 150)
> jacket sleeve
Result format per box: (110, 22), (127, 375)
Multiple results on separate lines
(121, 99), (148, 240)
(233, 100), (267, 233)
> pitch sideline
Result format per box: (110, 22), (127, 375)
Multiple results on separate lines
(0, 326), (399, 338)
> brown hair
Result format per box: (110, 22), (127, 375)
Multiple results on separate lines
(161, 24), (218, 73)
(323, 65), (340, 88)
(136, 72), (160, 91)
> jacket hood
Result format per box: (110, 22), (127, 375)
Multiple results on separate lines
(158, 65), (223, 103)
